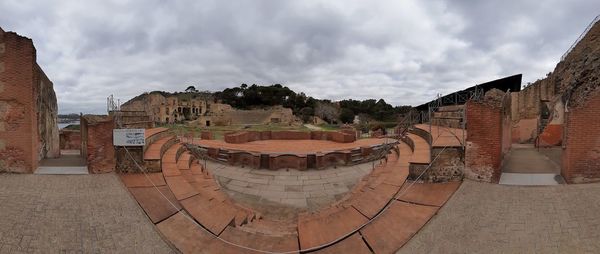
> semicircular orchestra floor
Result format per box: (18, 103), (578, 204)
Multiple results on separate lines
(122, 127), (463, 253)
(204, 159), (377, 220)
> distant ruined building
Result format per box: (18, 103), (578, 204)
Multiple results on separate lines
(120, 91), (299, 127)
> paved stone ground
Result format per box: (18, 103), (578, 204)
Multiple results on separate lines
(204, 160), (375, 219)
(398, 180), (600, 253)
(501, 144), (561, 174)
(0, 173), (174, 253)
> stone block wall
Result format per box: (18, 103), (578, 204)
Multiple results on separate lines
(465, 101), (503, 182)
(81, 115), (115, 174)
(425, 147), (464, 182)
(562, 92), (600, 183)
(270, 154), (307, 170)
(0, 27), (59, 173)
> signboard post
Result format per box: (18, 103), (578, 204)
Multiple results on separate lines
(113, 129), (145, 146)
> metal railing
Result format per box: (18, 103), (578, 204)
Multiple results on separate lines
(561, 14), (600, 62)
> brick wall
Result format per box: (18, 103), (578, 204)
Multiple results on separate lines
(465, 101), (503, 182)
(0, 28), (59, 173)
(223, 130), (356, 144)
(562, 92), (600, 183)
(59, 129), (81, 150)
(82, 115), (115, 174)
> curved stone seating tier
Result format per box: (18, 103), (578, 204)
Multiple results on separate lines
(414, 124), (465, 148)
(143, 127), (172, 154)
(190, 138), (399, 171)
(121, 131), (463, 253)
(224, 130), (356, 144)
(406, 133), (431, 165)
(144, 136), (174, 160)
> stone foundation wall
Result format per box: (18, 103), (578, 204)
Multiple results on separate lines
(425, 147), (464, 182)
(115, 146), (143, 173)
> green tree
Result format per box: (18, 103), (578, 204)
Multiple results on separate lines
(339, 108), (355, 123)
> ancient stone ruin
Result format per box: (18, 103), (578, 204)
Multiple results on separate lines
(1, 16), (600, 254)
(120, 91), (299, 127)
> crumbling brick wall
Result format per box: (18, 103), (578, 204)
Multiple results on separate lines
(465, 101), (503, 182)
(81, 115), (115, 173)
(0, 27), (59, 173)
(562, 91), (600, 183)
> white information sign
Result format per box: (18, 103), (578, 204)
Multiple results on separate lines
(113, 129), (145, 146)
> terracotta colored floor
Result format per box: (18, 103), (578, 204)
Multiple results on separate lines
(415, 124), (465, 147)
(145, 127), (169, 138)
(194, 138), (395, 154)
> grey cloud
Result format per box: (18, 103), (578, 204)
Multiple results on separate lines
(0, 0), (598, 113)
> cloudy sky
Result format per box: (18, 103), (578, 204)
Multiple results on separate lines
(1, 0), (599, 113)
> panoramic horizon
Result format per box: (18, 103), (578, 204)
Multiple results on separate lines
(1, 0), (599, 114)
(2, 1), (600, 253)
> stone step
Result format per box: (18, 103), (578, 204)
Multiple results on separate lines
(437, 104), (465, 112)
(144, 135), (175, 160)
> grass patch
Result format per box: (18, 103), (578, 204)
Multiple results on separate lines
(156, 123), (311, 140)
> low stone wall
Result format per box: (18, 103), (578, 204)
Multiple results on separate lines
(189, 141), (396, 171)
(59, 129), (81, 150)
(223, 130), (356, 144)
(200, 131), (213, 140)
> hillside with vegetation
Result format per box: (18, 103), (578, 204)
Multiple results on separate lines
(126, 84), (412, 126)
(214, 84), (411, 124)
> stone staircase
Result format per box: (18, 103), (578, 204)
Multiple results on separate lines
(111, 110), (154, 129)
(119, 127), (463, 253)
(431, 105), (464, 129)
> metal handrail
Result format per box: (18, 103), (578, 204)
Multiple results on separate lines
(561, 14), (600, 61)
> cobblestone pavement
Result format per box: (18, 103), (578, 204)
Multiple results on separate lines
(205, 160), (375, 218)
(398, 180), (600, 253)
(0, 173), (174, 253)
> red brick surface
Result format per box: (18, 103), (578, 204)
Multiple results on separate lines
(81, 116), (115, 173)
(465, 101), (503, 182)
(223, 130), (356, 144)
(0, 29), (41, 172)
(538, 124), (563, 147)
(59, 129), (81, 150)
(200, 131), (213, 140)
(563, 93), (600, 183)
